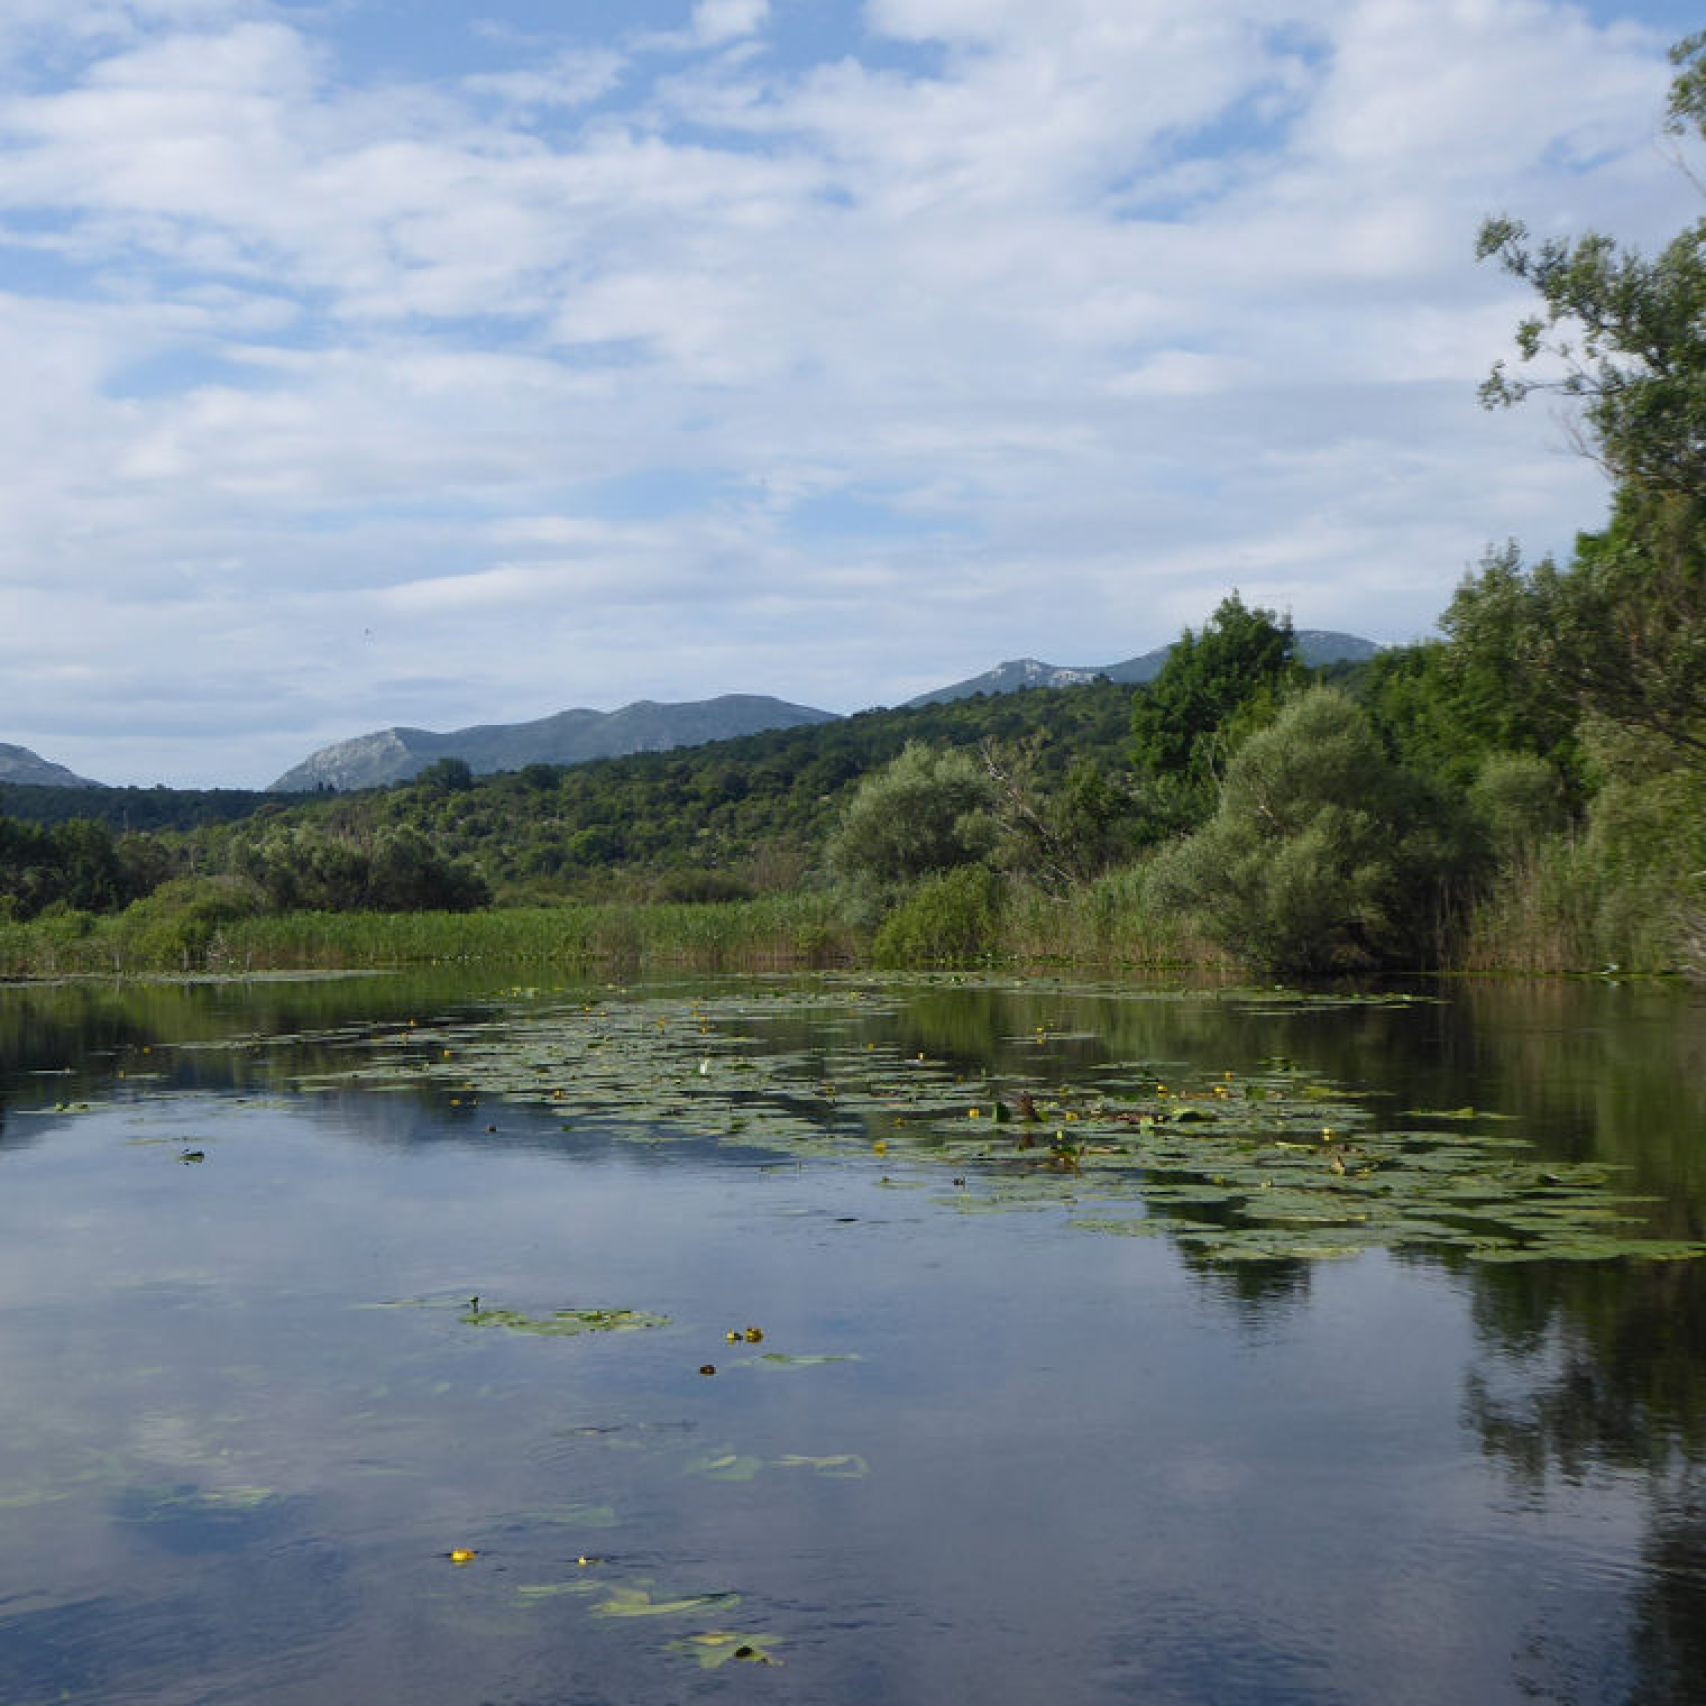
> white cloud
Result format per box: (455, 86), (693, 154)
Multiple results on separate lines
(464, 49), (625, 110)
(0, 0), (1688, 783)
(693, 0), (771, 46)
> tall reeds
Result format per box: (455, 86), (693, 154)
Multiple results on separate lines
(0, 897), (859, 980)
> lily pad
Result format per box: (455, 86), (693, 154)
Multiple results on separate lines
(517, 1580), (607, 1601)
(685, 1452), (764, 1483)
(592, 1586), (742, 1619)
(735, 1352), (861, 1370)
(277, 979), (1704, 1270)
(463, 1306), (669, 1337)
(774, 1453), (870, 1477)
(670, 1631), (785, 1669)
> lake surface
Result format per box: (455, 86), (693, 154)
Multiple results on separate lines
(1, 970), (1703, 1705)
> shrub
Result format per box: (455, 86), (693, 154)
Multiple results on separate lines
(872, 866), (1004, 968)
(116, 876), (269, 970)
(1147, 687), (1455, 974)
(651, 869), (755, 905)
(1468, 751), (1570, 858)
(828, 744), (997, 888)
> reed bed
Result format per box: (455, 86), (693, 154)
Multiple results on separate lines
(995, 868), (1234, 972)
(0, 897), (859, 980)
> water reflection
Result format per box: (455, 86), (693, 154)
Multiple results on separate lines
(0, 971), (1702, 1703)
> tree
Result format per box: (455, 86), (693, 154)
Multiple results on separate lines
(1476, 31), (1706, 503)
(1356, 629), (1579, 792)
(1471, 35), (1706, 756)
(827, 743), (996, 888)
(1130, 593), (1304, 805)
(1147, 688), (1456, 974)
(1443, 518), (1706, 759)
(979, 743), (1143, 893)
(415, 757), (475, 793)
(366, 827), (490, 912)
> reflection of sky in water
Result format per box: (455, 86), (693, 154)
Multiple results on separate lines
(0, 979), (1699, 1702)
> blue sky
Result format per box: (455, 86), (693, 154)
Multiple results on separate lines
(0, 0), (1697, 786)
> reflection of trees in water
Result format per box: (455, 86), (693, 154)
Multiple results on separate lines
(894, 984), (1451, 1097)
(1461, 981), (1706, 1235)
(1175, 1244), (1313, 1315)
(0, 972), (530, 1112)
(1468, 1262), (1706, 1481)
(1631, 1508), (1706, 1706)
(1465, 1258), (1706, 1703)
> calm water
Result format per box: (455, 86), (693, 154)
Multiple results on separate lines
(1, 971), (1703, 1705)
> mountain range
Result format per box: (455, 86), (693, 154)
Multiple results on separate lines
(903, 630), (1381, 706)
(5, 630), (1381, 794)
(268, 695), (838, 792)
(0, 742), (106, 789)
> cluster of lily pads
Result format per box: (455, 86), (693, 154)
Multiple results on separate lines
(512, 1577), (783, 1667)
(287, 977), (1706, 1267)
(493, 1437), (868, 1667)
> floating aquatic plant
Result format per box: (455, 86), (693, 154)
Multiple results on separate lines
(462, 1304), (669, 1337)
(591, 1585), (741, 1619)
(670, 1631), (784, 1668)
(281, 980), (1705, 1267)
(775, 1453), (869, 1477)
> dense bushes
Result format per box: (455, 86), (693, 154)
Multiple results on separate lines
(1462, 723), (1706, 972)
(872, 867), (1004, 967)
(115, 876), (270, 969)
(828, 743), (997, 888)
(0, 815), (160, 920)
(232, 825), (489, 914)
(1146, 689), (1459, 974)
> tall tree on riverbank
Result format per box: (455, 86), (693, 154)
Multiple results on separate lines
(1457, 33), (1706, 973)
(1129, 594), (1304, 832)
(1468, 33), (1706, 757)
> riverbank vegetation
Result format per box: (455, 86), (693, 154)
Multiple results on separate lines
(2, 573), (1698, 982)
(4, 42), (1704, 984)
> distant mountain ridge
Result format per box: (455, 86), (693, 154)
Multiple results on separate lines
(270, 695), (840, 792)
(13, 628), (1384, 795)
(904, 630), (1380, 707)
(0, 743), (105, 789)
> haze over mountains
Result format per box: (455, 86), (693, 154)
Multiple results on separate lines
(6, 632), (1381, 794)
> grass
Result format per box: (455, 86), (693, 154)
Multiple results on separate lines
(995, 866), (1233, 972)
(0, 896), (859, 980)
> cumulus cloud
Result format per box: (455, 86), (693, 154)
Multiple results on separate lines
(692, 0), (771, 45)
(0, 0), (1688, 783)
(463, 49), (625, 110)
